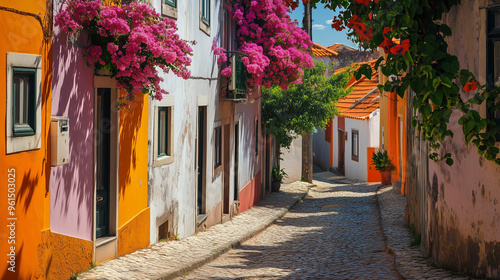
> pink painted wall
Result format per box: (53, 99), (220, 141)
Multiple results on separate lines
(49, 8), (94, 241)
(416, 1), (500, 277)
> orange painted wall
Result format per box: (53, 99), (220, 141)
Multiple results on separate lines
(118, 93), (150, 255)
(238, 171), (262, 213)
(379, 69), (407, 194)
(366, 147), (379, 182)
(0, 1), (53, 279)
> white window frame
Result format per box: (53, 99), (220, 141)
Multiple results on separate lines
(162, 0), (178, 19)
(6, 52), (42, 154)
(153, 97), (175, 167)
(199, 0), (211, 35)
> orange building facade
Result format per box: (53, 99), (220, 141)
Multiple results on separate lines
(378, 60), (407, 194)
(0, 1), (54, 279)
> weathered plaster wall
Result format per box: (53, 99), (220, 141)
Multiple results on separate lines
(0, 1), (53, 279)
(148, 0), (224, 242)
(313, 127), (331, 171)
(330, 117), (340, 170)
(281, 136), (302, 183)
(332, 50), (379, 71)
(405, 0), (500, 277)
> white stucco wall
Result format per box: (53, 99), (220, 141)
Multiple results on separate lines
(147, 0), (262, 244)
(368, 109), (380, 148)
(344, 118), (369, 182)
(280, 136), (302, 183)
(148, 0), (222, 242)
(312, 126), (331, 170)
(330, 117), (339, 169)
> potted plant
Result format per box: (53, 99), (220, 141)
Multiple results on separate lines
(371, 150), (395, 185)
(271, 167), (288, 192)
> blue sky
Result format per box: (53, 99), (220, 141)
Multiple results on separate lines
(289, 3), (357, 49)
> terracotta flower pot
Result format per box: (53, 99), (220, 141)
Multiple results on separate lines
(381, 171), (392, 185)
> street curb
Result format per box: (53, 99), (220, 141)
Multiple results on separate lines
(375, 184), (405, 280)
(154, 184), (312, 280)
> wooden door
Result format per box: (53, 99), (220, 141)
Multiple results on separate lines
(338, 130), (345, 175)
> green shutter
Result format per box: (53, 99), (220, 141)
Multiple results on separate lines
(165, 0), (176, 7)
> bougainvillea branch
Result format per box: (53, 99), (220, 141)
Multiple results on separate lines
(55, 0), (194, 108)
(285, 0), (500, 165)
(215, 0), (313, 92)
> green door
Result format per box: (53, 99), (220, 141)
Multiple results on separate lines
(96, 88), (111, 238)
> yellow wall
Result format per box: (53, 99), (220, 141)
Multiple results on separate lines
(0, 1), (53, 279)
(118, 93), (150, 255)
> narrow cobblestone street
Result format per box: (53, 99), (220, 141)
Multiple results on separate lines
(177, 169), (400, 279)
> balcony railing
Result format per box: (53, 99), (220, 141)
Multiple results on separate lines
(221, 51), (248, 102)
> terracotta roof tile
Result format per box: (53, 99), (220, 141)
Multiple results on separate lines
(327, 44), (342, 52)
(312, 42), (338, 57)
(336, 59), (380, 119)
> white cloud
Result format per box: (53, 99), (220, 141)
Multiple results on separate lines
(326, 19), (333, 25)
(312, 24), (325, 30)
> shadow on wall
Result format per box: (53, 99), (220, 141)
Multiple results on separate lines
(50, 30), (94, 236)
(118, 94), (143, 197)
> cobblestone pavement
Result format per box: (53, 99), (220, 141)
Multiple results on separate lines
(177, 169), (400, 279)
(377, 186), (471, 280)
(78, 182), (312, 280)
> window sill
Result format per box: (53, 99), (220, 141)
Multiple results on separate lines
(153, 155), (175, 167)
(213, 164), (222, 179)
(199, 19), (211, 36)
(162, 3), (177, 19)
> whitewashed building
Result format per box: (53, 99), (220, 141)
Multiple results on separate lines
(148, 0), (264, 243)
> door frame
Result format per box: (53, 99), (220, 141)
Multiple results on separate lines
(93, 76), (119, 262)
(196, 105), (207, 218)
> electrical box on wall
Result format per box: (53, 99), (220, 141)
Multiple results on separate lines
(51, 116), (69, 166)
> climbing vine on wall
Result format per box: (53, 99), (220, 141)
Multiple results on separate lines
(285, 0), (500, 165)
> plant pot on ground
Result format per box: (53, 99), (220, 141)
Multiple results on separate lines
(271, 167), (288, 192)
(371, 150), (395, 185)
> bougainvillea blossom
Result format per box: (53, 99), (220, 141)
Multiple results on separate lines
(215, 0), (313, 92)
(55, 0), (194, 108)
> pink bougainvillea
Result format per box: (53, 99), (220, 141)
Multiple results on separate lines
(55, 0), (194, 108)
(215, 0), (313, 91)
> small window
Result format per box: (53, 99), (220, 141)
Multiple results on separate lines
(255, 119), (259, 156)
(153, 105), (174, 167)
(201, 0), (210, 25)
(6, 52), (42, 154)
(487, 9), (500, 140)
(352, 130), (359, 162)
(165, 0), (176, 7)
(13, 68), (36, 136)
(214, 125), (222, 168)
(158, 107), (171, 157)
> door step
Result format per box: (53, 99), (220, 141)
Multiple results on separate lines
(95, 236), (117, 264)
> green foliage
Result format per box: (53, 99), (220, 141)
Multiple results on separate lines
(371, 150), (396, 172)
(287, 0), (500, 166)
(262, 62), (352, 148)
(272, 167), (288, 183)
